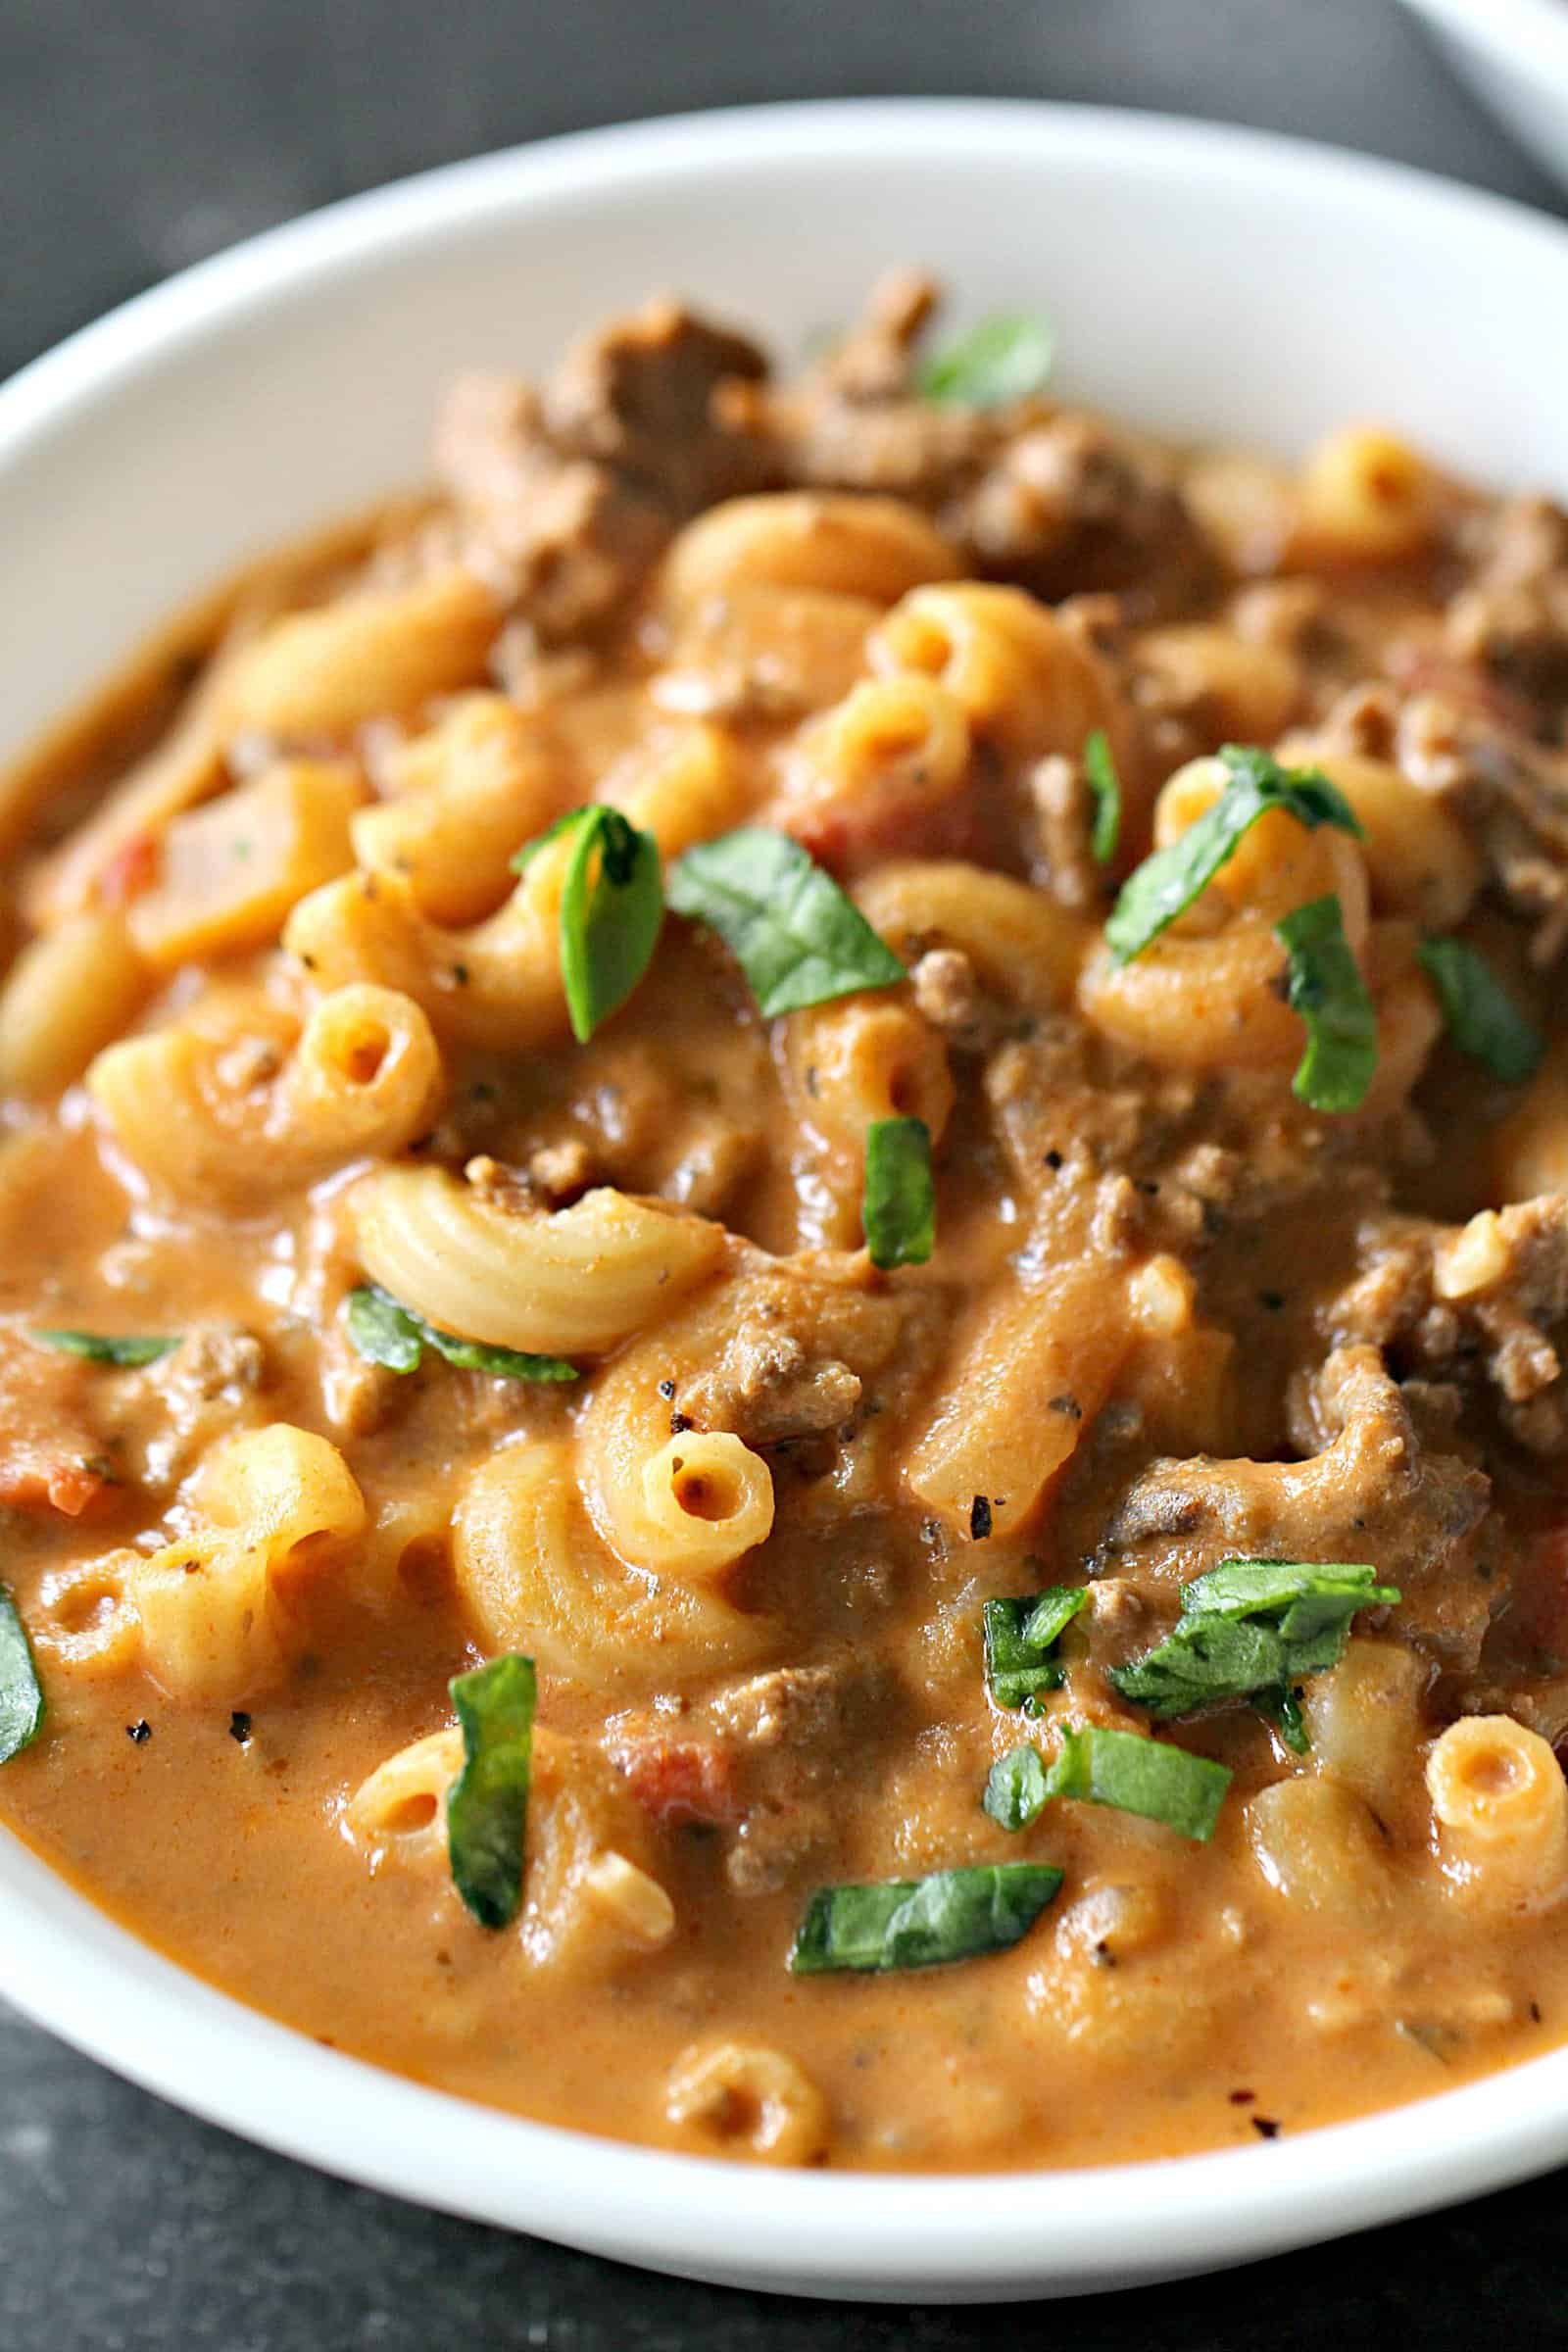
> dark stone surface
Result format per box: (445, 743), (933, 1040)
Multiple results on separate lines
(3, 3), (1567, 2343)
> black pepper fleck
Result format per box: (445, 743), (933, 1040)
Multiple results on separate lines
(658, 1379), (676, 1400)
(1251, 2116), (1282, 2139)
(1258, 1289), (1286, 1312)
(126, 1720), (152, 1744)
(229, 1711), (253, 1745)
(1048, 1394), (1083, 1419)
(1044, 1150), (1063, 1171)
(969, 1494), (994, 1541)
(1228, 2088), (1255, 2105)
(669, 1411), (692, 1435)
(451, 962), (470, 987)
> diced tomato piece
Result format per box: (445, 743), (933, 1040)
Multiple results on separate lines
(97, 830), (162, 907)
(613, 1738), (741, 1827)
(780, 785), (982, 877)
(0, 1343), (118, 1519)
(0, 1450), (112, 1518)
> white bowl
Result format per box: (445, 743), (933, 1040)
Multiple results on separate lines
(1401, 0), (1568, 195)
(4, 99), (1568, 2302)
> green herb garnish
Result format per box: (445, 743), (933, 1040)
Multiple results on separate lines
(0, 1588), (44, 1765)
(917, 314), (1054, 408)
(982, 1743), (1052, 1831)
(1259, 1684), (1309, 1757)
(1103, 745), (1363, 966)
(788, 1862), (1062, 1974)
(983, 1586), (1088, 1711)
(446, 1653), (536, 1930)
(345, 1285), (577, 1384)
(862, 1115), (935, 1269)
(510, 805), (662, 1044)
(1055, 1723), (1231, 1840)
(1084, 729), (1122, 865)
(984, 1723), (1230, 1841)
(1417, 936), (1544, 1086)
(666, 826), (906, 1016)
(1275, 894), (1378, 1112)
(1109, 1559), (1399, 1740)
(31, 1330), (179, 1367)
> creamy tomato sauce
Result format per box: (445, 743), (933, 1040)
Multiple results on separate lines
(1, 275), (1567, 2171)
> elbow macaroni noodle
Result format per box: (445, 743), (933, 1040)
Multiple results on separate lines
(1427, 1718), (1568, 1915)
(348, 1167), (726, 1357)
(1080, 754), (1377, 1073)
(454, 1438), (777, 1689)
(657, 491), (962, 611)
(130, 1425), (366, 1702)
(869, 580), (1123, 759)
(286, 717), (750, 1048)
(88, 983), (443, 1204)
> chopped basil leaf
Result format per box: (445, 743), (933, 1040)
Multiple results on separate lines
(985, 1724), (1229, 1840)
(1417, 936), (1544, 1086)
(1188, 1557), (1400, 1632)
(983, 1586), (1088, 1710)
(1109, 1558), (1399, 1732)
(344, 1285), (577, 1384)
(1050, 1723), (1231, 1841)
(1104, 745), (1363, 966)
(1083, 729), (1122, 865)
(1022, 1587), (1089, 1650)
(1260, 1684), (1309, 1757)
(1275, 894), (1378, 1113)
(31, 1329), (179, 1367)
(983, 1743), (1051, 1831)
(1113, 1614), (1286, 1715)
(917, 314), (1054, 408)
(0, 1587), (44, 1765)
(789, 1861), (1062, 1973)
(446, 1653), (536, 1930)
(666, 827), (906, 1016)
(344, 1286), (423, 1373)
(419, 1326), (578, 1382)
(510, 805), (663, 1043)
(863, 1115), (935, 1269)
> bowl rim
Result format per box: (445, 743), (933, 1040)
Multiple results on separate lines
(5, 96), (1568, 2296)
(1399, 0), (1568, 71)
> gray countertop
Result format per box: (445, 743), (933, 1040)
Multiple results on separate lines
(3, 3), (1566, 2344)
